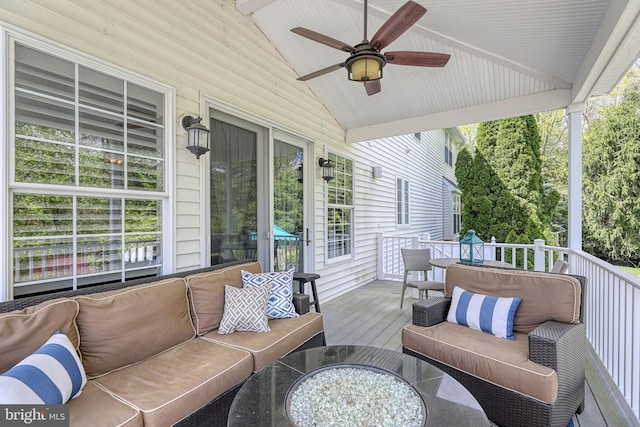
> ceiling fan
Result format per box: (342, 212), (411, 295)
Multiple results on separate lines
(291, 0), (450, 96)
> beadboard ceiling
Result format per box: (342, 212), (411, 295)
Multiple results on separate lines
(236, 0), (640, 142)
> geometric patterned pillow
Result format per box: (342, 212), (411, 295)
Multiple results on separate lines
(0, 330), (87, 404)
(241, 269), (299, 319)
(446, 286), (522, 340)
(218, 284), (271, 335)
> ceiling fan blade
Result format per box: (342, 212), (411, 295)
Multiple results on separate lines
(297, 63), (345, 81)
(370, 1), (427, 51)
(291, 27), (356, 53)
(384, 51), (450, 67)
(364, 80), (381, 96)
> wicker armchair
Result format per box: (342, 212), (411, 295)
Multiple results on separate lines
(399, 248), (445, 309)
(402, 264), (587, 427)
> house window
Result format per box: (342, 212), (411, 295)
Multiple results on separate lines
(445, 132), (453, 166)
(326, 153), (353, 259)
(453, 193), (461, 235)
(396, 178), (410, 225)
(10, 42), (169, 296)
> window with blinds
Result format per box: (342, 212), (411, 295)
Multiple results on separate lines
(11, 43), (167, 296)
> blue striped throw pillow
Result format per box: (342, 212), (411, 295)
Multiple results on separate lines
(446, 286), (522, 340)
(0, 330), (87, 404)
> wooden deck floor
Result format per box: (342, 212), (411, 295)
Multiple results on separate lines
(320, 279), (637, 427)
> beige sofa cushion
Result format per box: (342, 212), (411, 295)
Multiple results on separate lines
(186, 262), (262, 335)
(93, 338), (253, 427)
(0, 298), (79, 373)
(403, 322), (558, 404)
(445, 264), (581, 333)
(70, 381), (142, 427)
(203, 312), (324, 371)
(75, 278), (195, 378)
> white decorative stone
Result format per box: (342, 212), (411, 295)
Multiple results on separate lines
(288, 366), (424, 427)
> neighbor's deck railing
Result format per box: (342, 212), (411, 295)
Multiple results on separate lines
(377, 232), (640, 421)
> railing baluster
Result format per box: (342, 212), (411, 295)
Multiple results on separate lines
(28, 250), (34, 281)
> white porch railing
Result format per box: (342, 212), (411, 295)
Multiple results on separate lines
(570, 249), (640, 420)
(377, 232), (640, 421)
(377, 232), (568, 282)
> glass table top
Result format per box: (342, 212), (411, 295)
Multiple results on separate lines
(228, 345), (489, 427)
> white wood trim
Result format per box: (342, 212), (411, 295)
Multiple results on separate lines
(1, 28), (10, 301)
(346, 89), (571, 143)
(571, 0), (640, 103)
(567, 104), (583, 251)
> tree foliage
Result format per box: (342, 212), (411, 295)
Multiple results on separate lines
(582, 91), (640, 263)
(456, 115), (559, 249)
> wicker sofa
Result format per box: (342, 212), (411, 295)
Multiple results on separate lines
(0, 261), (325, 427)
(402, 263), (586, 427)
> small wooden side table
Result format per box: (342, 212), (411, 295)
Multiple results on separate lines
(292, 272), (321, 313)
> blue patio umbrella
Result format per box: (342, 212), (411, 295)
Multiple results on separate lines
(274, 225), (297, 240)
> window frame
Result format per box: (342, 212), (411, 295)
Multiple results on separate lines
(396, 177), (411, 226)
(324, 151), (355, 264)
(444, 132), (453, 167)
(452, 192), (461, 236)
(3, 32), (175, 299)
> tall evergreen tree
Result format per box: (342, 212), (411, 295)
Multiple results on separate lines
(583, 91), (640, 264)
(456, 115), (559, 247)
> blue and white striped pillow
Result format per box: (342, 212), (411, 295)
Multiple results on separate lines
(0, 330), (87, 404)
(446, 286), (522, 340)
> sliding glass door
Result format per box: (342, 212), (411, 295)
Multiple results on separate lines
(208, 111), (312, 272)
(273, 136), (305, 272)
(209, 116), (259, 266)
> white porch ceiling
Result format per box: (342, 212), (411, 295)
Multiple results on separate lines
(237, 0), (640, 142)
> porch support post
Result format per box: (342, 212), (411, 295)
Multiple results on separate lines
(376, 232), (384, 280)
(566, 104), (584, 251)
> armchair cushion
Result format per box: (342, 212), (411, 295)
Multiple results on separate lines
(445, 264), (581, 333)
(402, 322), (558, 404)
(447, 286), (521, 340)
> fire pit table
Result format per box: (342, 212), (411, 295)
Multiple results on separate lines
(227, 345), (489, 426)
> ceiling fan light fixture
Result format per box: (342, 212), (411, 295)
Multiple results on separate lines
(347, 55), (384, 81)
(347, 56), (383, 82)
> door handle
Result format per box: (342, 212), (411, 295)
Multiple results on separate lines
(305, 228), (311, 246)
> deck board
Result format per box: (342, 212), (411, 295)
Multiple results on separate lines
(320, 279), (626, 427)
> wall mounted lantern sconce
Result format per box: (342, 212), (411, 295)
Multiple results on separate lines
(318, 157), (335, 182)
(181, 115), (210, 159)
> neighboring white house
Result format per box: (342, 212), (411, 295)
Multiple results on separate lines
(0, 1), (460, 303)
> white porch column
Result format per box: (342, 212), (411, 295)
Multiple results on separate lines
(566, 104), (584, 251)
